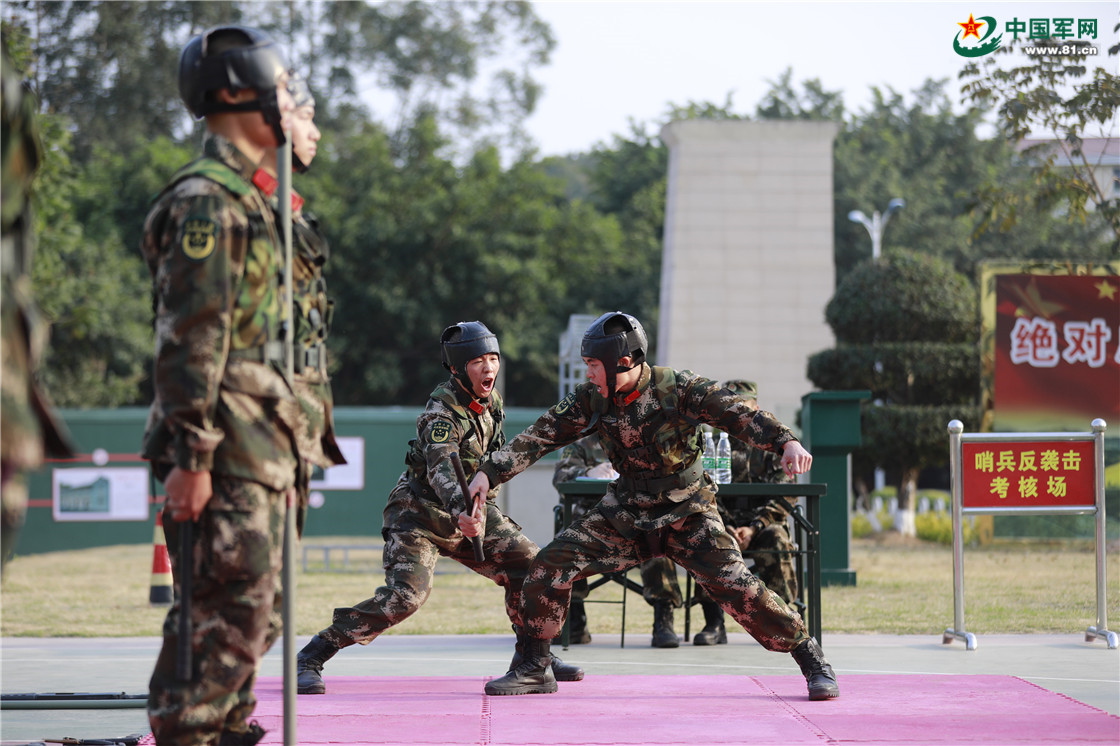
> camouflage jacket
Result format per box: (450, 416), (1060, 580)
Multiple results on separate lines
(254, 169), (345, 471)
(398, 378), (506, 517)
(717, 438), (794, 530)
(480, 364), (798, 534)
(1, 43), (74, 470)
(139, 134), (298, 491)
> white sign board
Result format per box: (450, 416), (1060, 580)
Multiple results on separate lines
(310, 436), (365, 491)
(52, 467), (150, 522)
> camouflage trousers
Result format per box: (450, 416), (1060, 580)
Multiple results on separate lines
(563, 497), (681, 608)
(522, 505), (808, 652)
(149, 475), (286, 746)
(319, 503), (539, 647)
(695, 523), (799, 605)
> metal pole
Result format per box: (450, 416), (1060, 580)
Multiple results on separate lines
(870, 210), (882, 260)
(943, 420), (976, 650)
(277, 137), (297, 746)
(1086, 419), (1117, 648)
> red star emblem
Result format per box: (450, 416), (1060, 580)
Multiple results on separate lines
(958, 13), (985, 40)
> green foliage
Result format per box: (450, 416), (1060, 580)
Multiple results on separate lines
(914, 511), (980, 545)
(30, 111), (151, 407)
(960, 31), (1120, 242)
(808, 343), (979, 405)
(319, 115), (628, 406)
(825, 251), (978, 344)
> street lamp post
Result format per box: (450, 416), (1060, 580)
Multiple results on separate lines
(848, 198), (905, 260)
(846, 198), (904, 496)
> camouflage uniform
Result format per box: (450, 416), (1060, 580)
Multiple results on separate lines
(141, 133), (301, 746)
(314, 378), (537, 648)
(720, 435), (799, 604)
(480, 363), (810, 652)
(552, 436), (682, 616)
(0, 41), (74, 574)
(221, 172), (348, 734)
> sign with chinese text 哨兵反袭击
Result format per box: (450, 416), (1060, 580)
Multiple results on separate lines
(960, 439), (1096, 510)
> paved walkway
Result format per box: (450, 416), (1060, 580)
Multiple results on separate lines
(2, 632), (1117, 744)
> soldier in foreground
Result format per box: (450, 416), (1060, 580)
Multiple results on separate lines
(466, 311), (839, 701)
(295, 322), (582, 695)
(1, 36), (75, 576)
(141, 26), (298, 746)
(551, 436), (686, 647)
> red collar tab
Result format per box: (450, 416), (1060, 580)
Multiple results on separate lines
(468, 399), (487, 415)
(252, 169), (278, 195)
(618, 388), (641, 406)
(251, 169), (304, 212)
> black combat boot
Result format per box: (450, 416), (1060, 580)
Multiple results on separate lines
(512, 625), (584, 681)
(296, 635), (342, 695)
(650, 601), (680, 648)
(486, 637), (558, 695)
(692, 600), (727, 646)
(568, 599), (591, 644)
(791, 637), (840, 700)
(218, 720), (266, 746)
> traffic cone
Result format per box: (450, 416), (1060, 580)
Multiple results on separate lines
(149, 511), (173, 605)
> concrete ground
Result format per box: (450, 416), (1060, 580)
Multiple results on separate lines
(1, 632), (1117, 744)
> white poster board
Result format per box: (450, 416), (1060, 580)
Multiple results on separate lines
(52, 467), (150, 522)
(309, 436), (365, 491)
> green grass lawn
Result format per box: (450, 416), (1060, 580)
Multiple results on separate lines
(1, 535), (1116, 638)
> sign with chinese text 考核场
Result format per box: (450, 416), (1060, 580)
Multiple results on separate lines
(961, 440), (1096, 510)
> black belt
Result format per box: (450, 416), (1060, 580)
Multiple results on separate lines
(618, 458), (703, 493)
(228, 341), (285, 365)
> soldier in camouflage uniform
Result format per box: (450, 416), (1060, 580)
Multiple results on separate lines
(691, 380), (799, 646)
(0, 37), (75, 575)
(295, 322), (583, 695)
(552, 435), (686, 647)
(467, 312), (839, 700)
(220, 70), (349, 737)
(141, 26), (298, 746)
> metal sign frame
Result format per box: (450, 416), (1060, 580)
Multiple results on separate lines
(944, 419), (1115, 650)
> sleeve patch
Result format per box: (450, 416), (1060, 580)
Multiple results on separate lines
(429, 420), (452, 443)
(180, 217), (218, 261)
(554, 391), (577, 414)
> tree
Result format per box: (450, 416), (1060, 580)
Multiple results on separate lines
(807, 250), (982, 535)
(959, 27), (1120, 245)
(316, 113), (627, 407)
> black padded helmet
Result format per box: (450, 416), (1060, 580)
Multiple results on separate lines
(178, 25), (288, 144)
(287, 71), (315, 173)
(441, 321), (500, 392)
(581, 312), (647, 400)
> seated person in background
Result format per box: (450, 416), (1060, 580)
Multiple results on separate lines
(553, 435), (686, 647)
(692, 380), (799, 645)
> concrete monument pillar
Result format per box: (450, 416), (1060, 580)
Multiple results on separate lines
(657, 120), (839, 426)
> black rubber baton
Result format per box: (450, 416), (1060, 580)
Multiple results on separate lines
(449, 452), (486, 562)
(176, 518), (193, 682)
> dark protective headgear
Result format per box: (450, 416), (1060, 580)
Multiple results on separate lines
(581, 312), (647, 401)
(441, 321), (500, 393)
(287, 71), (315, 173)
(178, 25), (288, 145)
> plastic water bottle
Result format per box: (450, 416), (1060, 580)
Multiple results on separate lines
(702, 431), (716, 481)
(715, 432), (732, 484)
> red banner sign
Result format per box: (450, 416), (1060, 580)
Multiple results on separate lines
(961, 440), (1096, 509)
(993, 273), (1120, 423)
